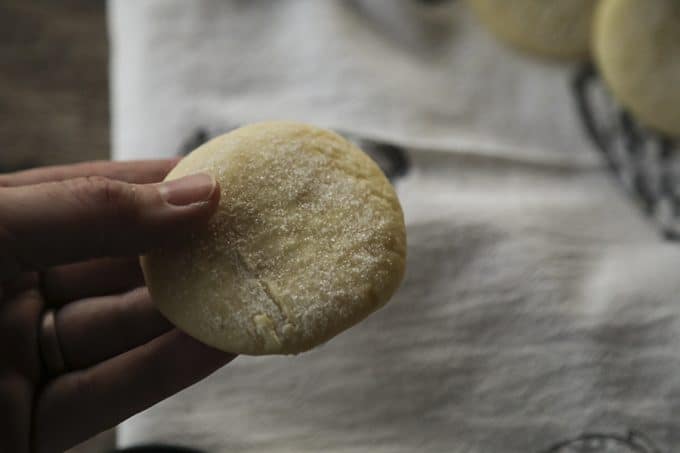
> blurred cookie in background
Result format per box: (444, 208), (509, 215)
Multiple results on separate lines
(466, 0), (597, 60)
(594, 0), (680, 138)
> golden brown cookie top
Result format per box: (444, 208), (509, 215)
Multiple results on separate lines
(142, 122), (407, 355)
(594, 0), (680, 137)
(467, 0), (597, 60)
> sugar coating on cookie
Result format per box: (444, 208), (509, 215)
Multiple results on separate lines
(594, 0), (680, 137)
(467, 0), (596, 59)
(141, 122), (407, 355)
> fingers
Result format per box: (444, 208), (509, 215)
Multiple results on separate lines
(41, 257), (145, 305)
(0, 159), (179, 188)
(53, 287), (172, 369)
(0, 173), (219, 278)
(35, 330), (235, 453)
(0, 374), (31, 453)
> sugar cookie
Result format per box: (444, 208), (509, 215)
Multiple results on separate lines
(467, 0), (596, 59)
(594, 0), (680, 137)
(142, 122), (407, 355)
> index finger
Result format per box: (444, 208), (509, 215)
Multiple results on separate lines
(0, 159), (179, 188)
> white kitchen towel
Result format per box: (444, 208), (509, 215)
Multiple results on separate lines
(109, 1), (680, 451)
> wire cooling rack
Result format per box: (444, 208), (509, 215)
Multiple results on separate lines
(573, 64), (680, 240)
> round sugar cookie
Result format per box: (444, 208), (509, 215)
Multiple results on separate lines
(142, 122), (407, 355)
(594, 0), (680, 137)
(466, 0), (597, 59)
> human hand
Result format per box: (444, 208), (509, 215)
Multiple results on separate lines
(0, 160), (235, 453)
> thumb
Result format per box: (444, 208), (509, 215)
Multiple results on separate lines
(0, 173), (219, 279)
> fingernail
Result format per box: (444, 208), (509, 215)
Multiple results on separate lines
(159, 173), (216, 206)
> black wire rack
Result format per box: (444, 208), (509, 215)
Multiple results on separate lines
(573, 64), (680, 240)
